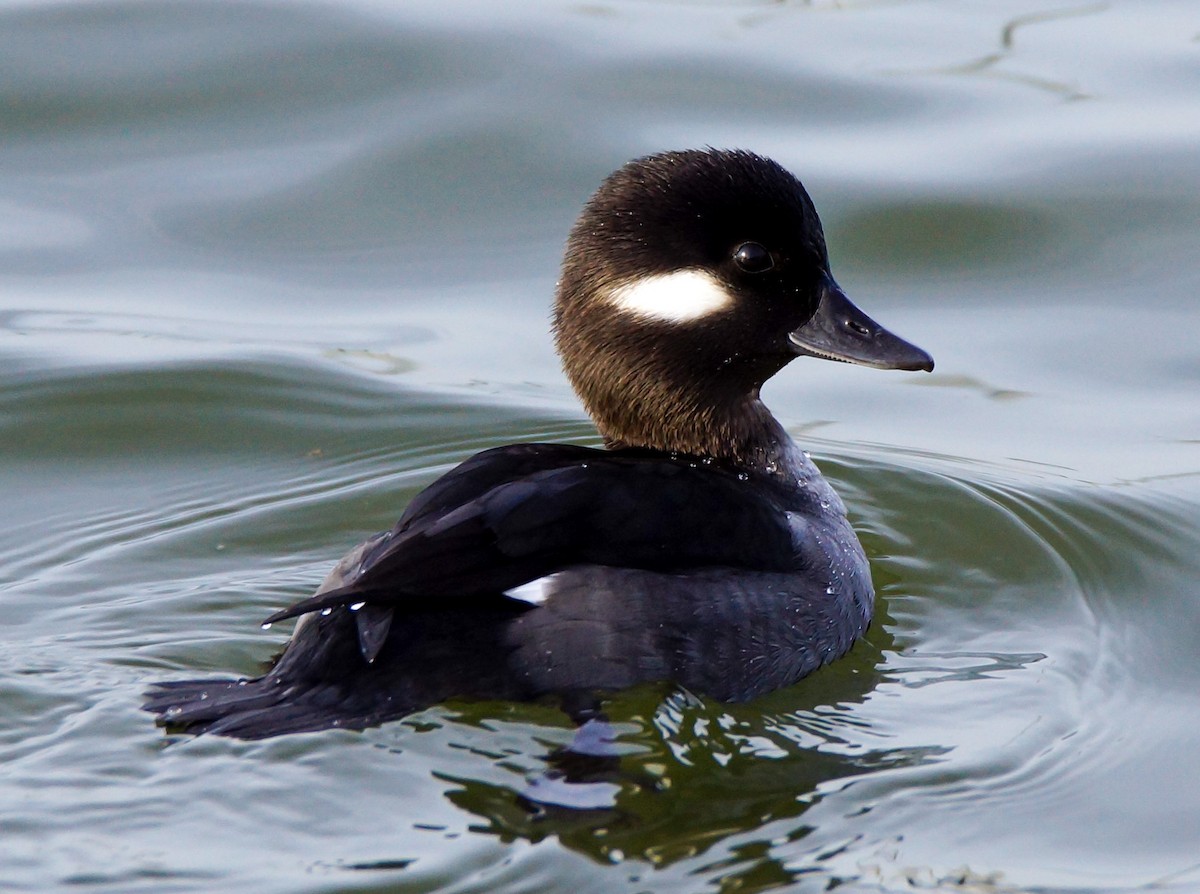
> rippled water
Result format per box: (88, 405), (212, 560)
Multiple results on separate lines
(2, 1), (1198, 892)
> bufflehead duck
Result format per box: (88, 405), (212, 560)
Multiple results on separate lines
(145, 149), (932, 739)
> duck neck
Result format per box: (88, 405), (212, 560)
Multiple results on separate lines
(594, 388), (805, 480)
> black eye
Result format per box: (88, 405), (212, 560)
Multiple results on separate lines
(733, 242), (774, 274)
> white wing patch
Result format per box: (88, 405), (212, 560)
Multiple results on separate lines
(505, 575), (559, 606)
(606, 269), (733, 323)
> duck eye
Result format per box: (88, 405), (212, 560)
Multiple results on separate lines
(733, 242), (773, 274)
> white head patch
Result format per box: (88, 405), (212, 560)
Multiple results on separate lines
(606, 269), (733, 323)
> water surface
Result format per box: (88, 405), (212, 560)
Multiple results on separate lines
(1, 1), (1198, 892)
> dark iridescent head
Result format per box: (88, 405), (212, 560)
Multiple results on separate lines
(554, 149), (932, 463)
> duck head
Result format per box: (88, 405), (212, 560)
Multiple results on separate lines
(554, 149), (932, 466)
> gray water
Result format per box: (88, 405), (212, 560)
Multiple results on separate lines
(2, 1), (1198, 892)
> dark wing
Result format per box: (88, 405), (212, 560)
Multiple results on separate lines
(264, 446), (802, 625)
(392, 443), (599, 530)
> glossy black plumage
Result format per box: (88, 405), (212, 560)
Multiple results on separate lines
(262, 445), (812, 625)
(143, 543), (871, 739)
(144, 444), (873, 738)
